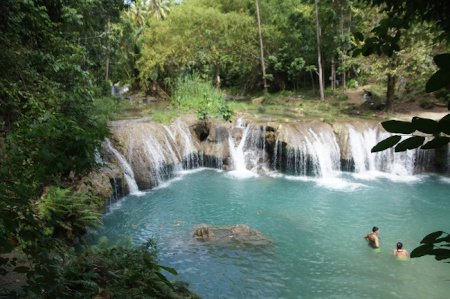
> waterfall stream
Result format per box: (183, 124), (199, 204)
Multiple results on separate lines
(228, 120), (258, 178)
(104, 138), (142, 195)
(106, 118), (446, 192)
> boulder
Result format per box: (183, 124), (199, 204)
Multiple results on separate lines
(193, 224), (272, 246)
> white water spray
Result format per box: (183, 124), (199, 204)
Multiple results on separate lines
(104, 139), (143, 195)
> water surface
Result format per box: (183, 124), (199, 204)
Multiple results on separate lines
(92, 170), (450, 299)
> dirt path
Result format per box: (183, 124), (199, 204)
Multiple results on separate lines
(344, 86), (448, 121)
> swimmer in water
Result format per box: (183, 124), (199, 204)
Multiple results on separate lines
(364, 226), (380, 248)
(394, 242), (409, 260)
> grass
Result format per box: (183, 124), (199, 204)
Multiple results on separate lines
(226, 88), (379, 123)
(99, 85), (392, 125)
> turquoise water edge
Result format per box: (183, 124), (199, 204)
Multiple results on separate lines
(91, 169), (450, 299)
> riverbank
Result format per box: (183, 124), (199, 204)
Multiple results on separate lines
(107, 87), (448, 125)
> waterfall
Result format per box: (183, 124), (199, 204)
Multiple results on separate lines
(346, 125), (426, 176)
(170, 119), (199, 169)
(104, 139), (142, 195)
(106, 118), (446, 192)
(307, 128), (340, 177)
(273, 123), (340, 177)
(228, 119), (258, 178)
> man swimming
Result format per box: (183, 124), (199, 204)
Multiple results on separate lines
(394, 242), (409, 259)
(364, 226), (380, 248)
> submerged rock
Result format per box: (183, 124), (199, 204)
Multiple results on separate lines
(193, 224), (273, 246)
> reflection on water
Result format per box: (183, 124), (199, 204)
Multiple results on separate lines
(91, 170), (450, 299)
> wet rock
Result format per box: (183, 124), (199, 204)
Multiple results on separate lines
(193, 224), (273, 246)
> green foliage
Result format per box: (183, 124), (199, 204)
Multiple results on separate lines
(38, 187), (102, 241)
(23, 239), (198, 299)
(138, 0), (258, 90)
(371, 135), (402, 152)
(172, 74), (233, 121)
(410, 231), (450, 262)
(371, 114), (450, 152)
(426, 53), (450, 93)
(382, 120), (415, 134)
(93, 96), (133, 122)
(151, 110), (180, 124)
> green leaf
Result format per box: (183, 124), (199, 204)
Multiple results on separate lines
(438, 114), (450, 135)
(381, 120), (415, 134)
(352, 48), (361, 57)
(433, 53), (450, 70)
(420, 231), (444, 244)
(354, 32), (364, 42)
(159, 265), (177, 275)
(410, 244), (434, 258)
(431, 249), (450, 260)
(362, 44), (374, 56)
(425, 69), (450, 93)
(381, 44), (393, 57)
(394, 136), (425, 152)
(371, 135), (402, 152)
(412, 117), (439, 134)
(435, 234), (450, 243)
(421, 137), (450, 149)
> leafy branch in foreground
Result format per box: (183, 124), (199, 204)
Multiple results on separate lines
(410, 231), (450, 262)
(22, 239), (199, 299)
(371, 114), (450, 152)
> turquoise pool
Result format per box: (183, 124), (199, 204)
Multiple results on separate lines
(92, 169), (450, 299)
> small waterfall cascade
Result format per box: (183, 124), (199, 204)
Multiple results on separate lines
(170, 119), (200, 169)
(273, 123), (341, 177)
(104, 138), (142, 195)
(228, 118), (257, 178)
(307, 128), (341, 177)
(105, 117), (447, 193)
(244, 125), (269, 173)
(346, 124), (432, 176)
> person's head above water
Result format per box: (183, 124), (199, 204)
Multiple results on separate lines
(396, 242), (403, 250)
(372, 226), (379, 233)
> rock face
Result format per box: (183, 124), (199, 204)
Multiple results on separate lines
(77, 162), (127, 210)
(97, 115), (447, 196)
(193, 224), (273, 246)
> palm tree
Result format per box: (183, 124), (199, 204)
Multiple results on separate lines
(148, 0), (171, 20)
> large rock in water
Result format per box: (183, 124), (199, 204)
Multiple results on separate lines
(193, 224), (272, 246)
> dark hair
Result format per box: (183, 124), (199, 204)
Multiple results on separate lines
(396, 242), (403, 249)
(372, 226), (379, 232)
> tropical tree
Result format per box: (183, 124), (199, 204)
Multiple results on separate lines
(365, 0), (450, 262)
(314, 0), (325, 100)
(138, 0), (258, 91)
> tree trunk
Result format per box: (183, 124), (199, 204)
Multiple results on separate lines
(215, 66), (221, 89)
(314, 0), (325, 100)
(255, 0), (268, 92)
(105, 19), (110, 82)
(386, 73), (397, 112)
(339, 4), (346, 89)
(331, 56), (336, 91)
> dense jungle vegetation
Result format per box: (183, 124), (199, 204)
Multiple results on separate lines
(0, 0), (449, 297)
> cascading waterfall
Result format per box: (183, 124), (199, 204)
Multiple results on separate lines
(346, 124), (433, 176)
(273, 123), (341, 177)
(170, 119), (200, 169)
(107, 118), (446, 192)
(243, 125), (269, 173)
(308, 128), (341, 177)
(228, 119), (257, 178)
(104, 138), (142, 195)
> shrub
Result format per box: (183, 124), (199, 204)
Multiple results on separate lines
(38, 187), (102, 242)
(24, 239), (199, 299)
(172, 74), (233, 121)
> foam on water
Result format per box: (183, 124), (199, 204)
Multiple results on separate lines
(351, 171), (422, 183)
(314, 177), (367, 191)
